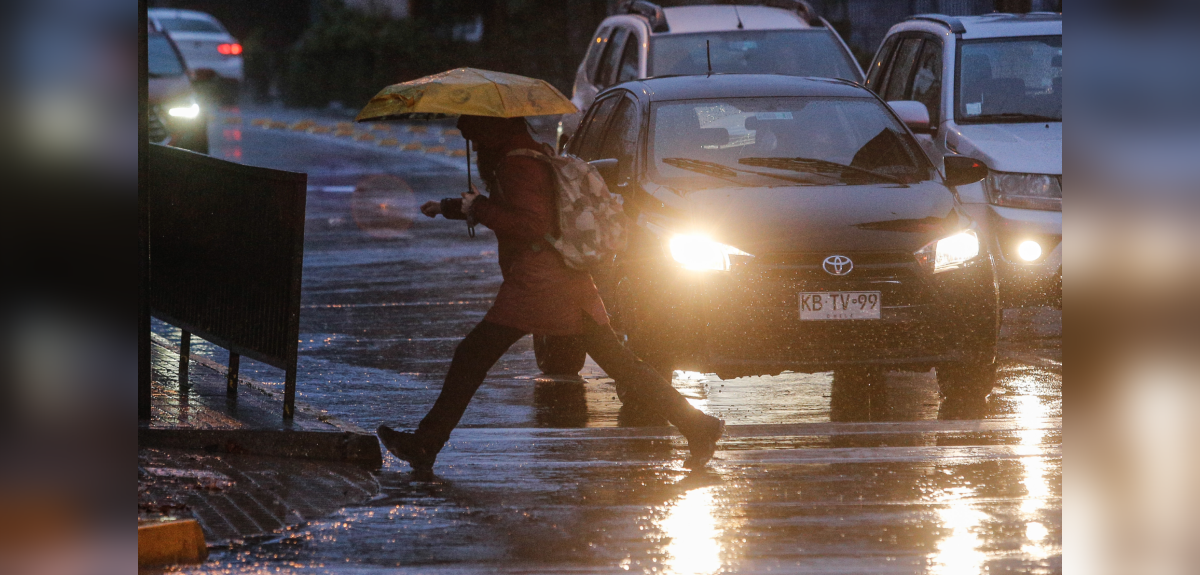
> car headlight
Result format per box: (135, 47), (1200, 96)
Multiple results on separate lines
(985, 171), (1061, 211)
(168, 101), (201, 119)
(668, 234), (751, 271)
(915, 229), (980, 273)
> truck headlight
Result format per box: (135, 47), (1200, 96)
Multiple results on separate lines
(915, 229), (980, 273)
(168, 101), (201, 119)
(668, 234), (751, 271)
(985, 171), (1061, 211)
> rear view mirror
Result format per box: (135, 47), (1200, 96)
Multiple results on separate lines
(887, 100), (932, 133)
(697, 128), (729, 147)
(589, 158), (620, 189)
(943, 155), (989, 187)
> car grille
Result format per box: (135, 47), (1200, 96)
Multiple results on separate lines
(705, 251), (944, 360)
(148, 106), (168, 143)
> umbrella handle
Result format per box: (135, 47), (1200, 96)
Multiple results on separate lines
(466, 138), (476, 238)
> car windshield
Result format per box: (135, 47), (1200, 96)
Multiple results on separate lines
(148, 34), (186, 77)
(956, 35), (1062, 123)
(156, 17), (225, 34)
(649, 30), (860, 82)
(650, 97), (931, 190)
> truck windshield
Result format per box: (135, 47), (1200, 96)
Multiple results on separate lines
(956, 35), (1062, 123)
(650, 97), (931, 190)
(649, 30), (861, 82)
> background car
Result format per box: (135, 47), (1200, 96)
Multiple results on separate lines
(148, 8), (244, 105)
(556, 0), (863, 150)
(565, 74), (1000, 404)
(866, 12), (1061, 308)
(148, 27), (208, 154)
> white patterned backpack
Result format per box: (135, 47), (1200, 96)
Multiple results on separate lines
(507, 149), (628, 270)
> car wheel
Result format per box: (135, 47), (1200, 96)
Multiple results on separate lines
(533, 334), (587, 376)
(937, 357), (998, 405)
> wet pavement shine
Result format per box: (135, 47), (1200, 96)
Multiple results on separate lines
(163, 107), (1062, 574)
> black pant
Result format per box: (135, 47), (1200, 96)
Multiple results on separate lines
(416, 317), (699, 450)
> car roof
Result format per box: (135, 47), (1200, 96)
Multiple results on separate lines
(904, 12), (1061, 39)
(658, 5), (814, 34)
(147, 8), (218, 21)
(959, 12), (1061, 38)
(616, 74), (869, 102)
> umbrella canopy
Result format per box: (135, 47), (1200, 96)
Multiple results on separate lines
(355, 67), (577, 122)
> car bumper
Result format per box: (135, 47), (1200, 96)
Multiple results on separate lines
(623, 254), (999, 378)
(187, 57), (243, 82)
(962, 203), (1062, 307)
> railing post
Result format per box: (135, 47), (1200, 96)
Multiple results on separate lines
(283, 365), (297, 420)
(227, 352), (240, 394)
(179, 330), (191, 392)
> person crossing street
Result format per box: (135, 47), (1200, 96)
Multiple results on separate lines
(376, 114), (724, 472)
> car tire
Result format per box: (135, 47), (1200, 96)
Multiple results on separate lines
(533, 334), (587, 376)
(937, 356), (998, 405)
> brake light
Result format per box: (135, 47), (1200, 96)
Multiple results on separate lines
(217, 43), (242, 55)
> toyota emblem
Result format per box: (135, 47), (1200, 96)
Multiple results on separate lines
(822, 255), (853, 276)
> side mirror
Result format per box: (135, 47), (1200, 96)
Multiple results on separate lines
(589, 158), (620, 189)
(943, 155), (989, 187)
(888, 100), (932, 134)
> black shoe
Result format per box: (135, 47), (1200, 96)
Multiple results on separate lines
(683, 415), (725, 470)
(377, 425), (436, 472)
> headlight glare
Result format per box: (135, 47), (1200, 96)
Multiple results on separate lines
(668, 234), (750, 271)
(985, 171), (1061, 211)
(168, 102), (201, 119)
(915, 229), (980, 273)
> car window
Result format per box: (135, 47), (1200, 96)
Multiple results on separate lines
(571, 96), (622, 160)
(584, 27), (613, 82)
(594, 28), (630, 89)
(148, 34), (186, 77)
(615, 34), (640, 84)
(865, 35), (899, 94)
(649, 30), (860, 82)
(883, 37), (922, 102)
(598, 98), (640, 179)
(649, 97), (931, 190)
(910, 39), (943, 126)
(956, 35), (1062, 122)
(155, 17), (225, 34)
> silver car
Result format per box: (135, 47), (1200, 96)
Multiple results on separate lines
(148, 8), (244, 104)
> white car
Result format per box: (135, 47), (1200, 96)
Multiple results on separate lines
(148, 8), (243, 103)
(867, 12), (1061, 307)
(558, 0), (863, 149)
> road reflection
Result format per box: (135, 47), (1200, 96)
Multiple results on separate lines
(657, 484), (723, 575)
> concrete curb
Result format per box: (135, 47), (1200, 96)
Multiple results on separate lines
(138, 519), (208, 567)
(139, 428), (382, 469)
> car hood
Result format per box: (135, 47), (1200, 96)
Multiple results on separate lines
(948, 122), (1062, 174)
(149, 75), (194, 105)
(651, 181), (966, 255)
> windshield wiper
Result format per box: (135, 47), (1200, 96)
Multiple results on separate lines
(968, 112), (1060, 123)
(662, 157), (815, 185)
(739, 157), (904, 185)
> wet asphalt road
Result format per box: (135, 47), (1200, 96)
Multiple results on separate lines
(168, 106), (1062, 574)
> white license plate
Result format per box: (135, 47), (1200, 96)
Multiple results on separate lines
(799, 291), (881, 320)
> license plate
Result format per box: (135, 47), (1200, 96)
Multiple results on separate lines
(799, 291), (881, 320)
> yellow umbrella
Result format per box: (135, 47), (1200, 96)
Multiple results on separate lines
(355, 67), (577, 122)
(356, 68), (575, 237)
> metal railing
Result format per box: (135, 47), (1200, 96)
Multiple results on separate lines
(146, 143), (307, 419)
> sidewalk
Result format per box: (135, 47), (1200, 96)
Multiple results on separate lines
(139, 334), (382, 547)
